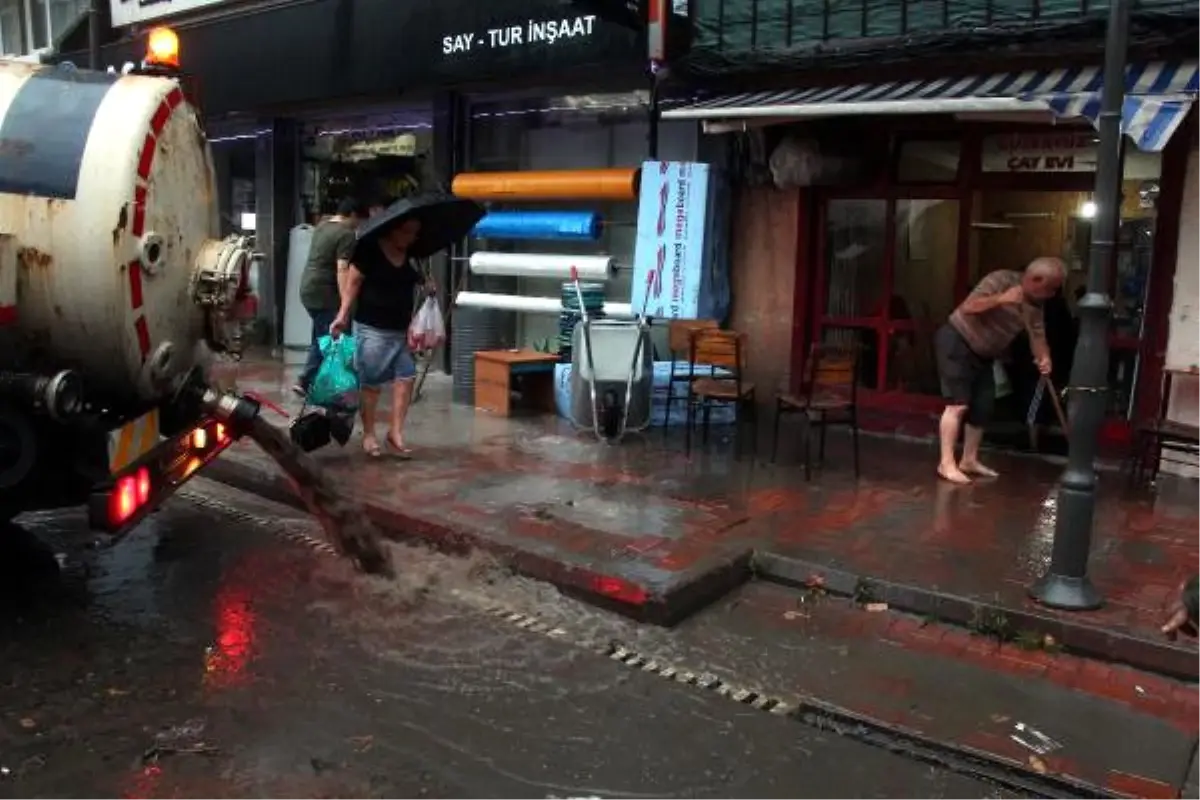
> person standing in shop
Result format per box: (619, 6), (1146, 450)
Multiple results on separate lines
(934, 257), (1065, 484)
(293, 197), (365, 397)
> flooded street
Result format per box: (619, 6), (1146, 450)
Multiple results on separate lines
(0, 480), (1019, 798)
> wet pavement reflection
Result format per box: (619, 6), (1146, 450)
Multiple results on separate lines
(0, 481), (1016, 799)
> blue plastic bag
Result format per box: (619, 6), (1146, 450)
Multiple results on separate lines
(309, 334), (360, 411)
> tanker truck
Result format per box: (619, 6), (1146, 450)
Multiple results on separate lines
(0, 52), (265, 538)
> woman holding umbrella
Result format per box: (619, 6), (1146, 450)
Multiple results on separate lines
(330, 193), (484, 457)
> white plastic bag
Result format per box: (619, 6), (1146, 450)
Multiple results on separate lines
(408, 296), (446, 352)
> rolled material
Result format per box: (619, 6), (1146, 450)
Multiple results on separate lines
(455, 291), (633, 318)
(468, 252), (614, 281)
(473, 211), (603, 241)
(452, 168), (641, 202)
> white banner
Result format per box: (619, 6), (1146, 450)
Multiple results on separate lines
(110, 0), (228, 27)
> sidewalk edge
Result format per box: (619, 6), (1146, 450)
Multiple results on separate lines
(203, 456), (750, 626)
(753, 551), (1198, 682)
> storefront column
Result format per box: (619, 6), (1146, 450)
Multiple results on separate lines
(254, 118), (300, 345)
(432, 91), (466, 373)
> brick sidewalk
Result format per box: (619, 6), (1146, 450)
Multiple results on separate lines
(206, 354), (1199, 677)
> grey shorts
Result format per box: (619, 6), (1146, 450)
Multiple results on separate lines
(354, 322), (417, 388)
(934, 324), (995, 427)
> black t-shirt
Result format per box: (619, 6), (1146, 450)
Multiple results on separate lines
(352, 241), (420, 332)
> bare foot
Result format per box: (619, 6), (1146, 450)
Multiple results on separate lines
(362, 435), (382, 457)
(937, 464), (972, 485)
(960, 460), (999, 478)
(385, 431), (413, 457)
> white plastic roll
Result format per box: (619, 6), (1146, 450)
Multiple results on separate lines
(468, 252), (614, 281)
(455, 291), (633, 318)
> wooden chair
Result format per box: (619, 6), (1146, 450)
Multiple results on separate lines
(772, 342), (861, 480)
(663, 319), (719, 429)
(1126, 369), (1200, 486)
(685, 329), (756, 456)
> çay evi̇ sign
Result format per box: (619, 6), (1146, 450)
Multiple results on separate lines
(442, 15), (598, 55)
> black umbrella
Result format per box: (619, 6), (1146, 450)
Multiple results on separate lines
(354, 192), (485, 261)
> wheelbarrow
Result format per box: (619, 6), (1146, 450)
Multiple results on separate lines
(566, 268), (653, 444)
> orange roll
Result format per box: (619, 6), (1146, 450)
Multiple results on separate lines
(451, 168), (641, 202)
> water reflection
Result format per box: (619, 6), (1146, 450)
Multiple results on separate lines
(1017, 491), (1058, 580)
(203, 582), (257, 691)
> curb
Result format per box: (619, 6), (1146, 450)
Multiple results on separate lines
(478, 606), (1115, 799)
(203, 456), (751, 627)
(753, 551), (1199, 682)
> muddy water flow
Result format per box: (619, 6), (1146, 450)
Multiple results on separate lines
(245, 417), (394, 577)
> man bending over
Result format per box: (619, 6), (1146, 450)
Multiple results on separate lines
(934, 257), (1066, 484)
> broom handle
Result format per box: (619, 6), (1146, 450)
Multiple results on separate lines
(1042, 374), (1071, 436)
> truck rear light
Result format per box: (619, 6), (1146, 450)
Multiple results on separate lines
(92, 416), (239, 536)
(110, 466), (152, 526)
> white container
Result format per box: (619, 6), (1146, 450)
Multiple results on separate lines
(455, 291), (633, 318)
(282, 224), (315, 349)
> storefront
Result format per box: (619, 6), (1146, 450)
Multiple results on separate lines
(50, 0), (659, 343)
(664, 60), (1198, 453)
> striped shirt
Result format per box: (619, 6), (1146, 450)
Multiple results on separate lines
(949, 270), (1046, 359)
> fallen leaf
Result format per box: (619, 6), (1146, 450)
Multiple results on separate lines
(864, 602), (889, 612)
(107, 688), (130, 697)
(1028, 755), (1047, 774)
(783, 610), (809, 620)
(18, 718), (35, 730)
(990, 714), (1010, 724)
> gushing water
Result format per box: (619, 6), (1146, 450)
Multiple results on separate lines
(246, 417), (395, 577)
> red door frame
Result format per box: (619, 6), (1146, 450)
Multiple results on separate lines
(789, 118), (1188, 438)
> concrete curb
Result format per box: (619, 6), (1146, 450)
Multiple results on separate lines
(203, 456), (751, 627)
(753, 551), (1199, 682)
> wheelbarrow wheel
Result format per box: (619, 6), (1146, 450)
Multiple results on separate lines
(600, 389), (622, 441)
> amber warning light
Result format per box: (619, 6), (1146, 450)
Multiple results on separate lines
(145, 26), (180, 69)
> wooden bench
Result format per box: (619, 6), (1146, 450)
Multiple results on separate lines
(474, 349), (560, 417)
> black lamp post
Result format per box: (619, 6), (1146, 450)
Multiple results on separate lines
(1029, 0), (1131, 610)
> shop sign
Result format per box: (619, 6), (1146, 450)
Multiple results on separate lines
(441, 15), (599, 55)
(982, 132), (1098, 173)
(632, 161), (714, 320)
(110, 0), (228, 27)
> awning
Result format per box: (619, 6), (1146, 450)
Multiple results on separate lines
(662, 61), (1198, 152)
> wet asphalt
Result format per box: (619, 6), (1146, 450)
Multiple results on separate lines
(0, 480), (1016, 799)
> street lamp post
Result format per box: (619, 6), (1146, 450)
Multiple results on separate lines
(1029, 0), (1131, 610)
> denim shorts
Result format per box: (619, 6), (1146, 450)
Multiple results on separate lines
(354, 322), (417, 388)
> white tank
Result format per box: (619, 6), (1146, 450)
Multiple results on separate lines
(0, 60), (251, 404)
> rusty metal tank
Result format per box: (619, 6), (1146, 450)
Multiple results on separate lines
(0, 59), (253, 405)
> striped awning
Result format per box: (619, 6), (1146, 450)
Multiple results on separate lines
(662, 61), (1198, 153)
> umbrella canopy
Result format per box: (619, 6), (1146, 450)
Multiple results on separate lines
(354, 192), (485, 261)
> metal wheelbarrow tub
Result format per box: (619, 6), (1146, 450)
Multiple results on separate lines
(568, 318), (654, 443)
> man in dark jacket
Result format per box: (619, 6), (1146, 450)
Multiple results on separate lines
(293, 197), (363, 397)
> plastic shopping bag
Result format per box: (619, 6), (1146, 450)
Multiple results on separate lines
(408, 296), (446, 352)
(309, 333), (360, 412)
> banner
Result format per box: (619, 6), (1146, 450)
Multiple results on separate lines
(631, 161), (712, 320)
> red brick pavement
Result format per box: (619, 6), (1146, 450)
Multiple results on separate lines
(208, 355), (1198, 665)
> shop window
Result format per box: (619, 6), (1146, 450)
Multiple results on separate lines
(896, 139), (961, 183)
(893, 199), (958, 324)
(48, 0), (85, 43)
(822, 327), (879, 390)
(824, 199), (887, 318)
(28, 0), (46, 49)
(0, 0), (22, 55)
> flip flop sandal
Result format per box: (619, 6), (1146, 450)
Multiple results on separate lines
(363, 440), (383, 458)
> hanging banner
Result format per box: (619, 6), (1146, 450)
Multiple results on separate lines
(631, 161), (715, 320)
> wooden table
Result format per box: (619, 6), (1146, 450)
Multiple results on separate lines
(474, 349), (561, 417)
